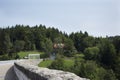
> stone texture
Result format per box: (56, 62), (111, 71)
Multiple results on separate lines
(14, 61), (89, 80)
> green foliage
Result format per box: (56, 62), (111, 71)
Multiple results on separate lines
(15, 54), (20, 59)
(83, 36), (95, 47)
(31, 44), (36, 50)
(110, 36), (120, 53)
(3, 33), (12, 54)
(73, 56), (84, 75)
(114, 54), (120, 79)
(49, 58), (75, 72)
(70, 32), (85, 52)
(97, 39), (117, 68)
(14, 40), (25, 52)
(40, 53), (49, 58)
(70, 32), (95, 52)
(49, 57), (65, 70)
(63, 38), (77, 57)
(103, 70), (117, 80)
(64, 59), (74, 67)
(39, 59), (74, 70)
(0, 25), (120, 79)
(54, 37), (62, 43)
(41, 38), (53, 54)
(74, 53), (85, 58)
(0, 55), (9, 60)
(74, 60), (117, 80)
(84, 47), (99, 60)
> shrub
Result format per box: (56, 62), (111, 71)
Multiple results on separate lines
(49, 58), (64, 70)
(73, 60), (117, 80)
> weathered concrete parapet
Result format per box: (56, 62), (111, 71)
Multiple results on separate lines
(14, 61), (89, 80)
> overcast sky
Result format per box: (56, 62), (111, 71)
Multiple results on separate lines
(0, 0), (120, 37)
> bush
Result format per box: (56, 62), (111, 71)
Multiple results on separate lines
(48, 54), (74, 71)
(73, 60), (117, 80)
(49, 58), (64, 70)
(40, 53), (49, 58)
(0, 55), (9, 60)
(103, 70), (117, 80)
(84, 47), (99, 60)
(15, 54), (20, 59)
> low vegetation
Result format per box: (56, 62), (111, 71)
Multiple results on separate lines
(38, 60), (53, 67)
(38, 59), (74, 69)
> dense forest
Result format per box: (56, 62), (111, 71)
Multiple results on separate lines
(0, 24), (120, 80)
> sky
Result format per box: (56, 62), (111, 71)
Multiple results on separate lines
(0, 0), (120, 37)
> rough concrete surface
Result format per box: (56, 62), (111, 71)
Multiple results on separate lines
(15, 61), (89, 80)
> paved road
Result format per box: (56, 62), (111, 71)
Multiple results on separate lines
(0, 60), (18, 80)
(0, 59), (42, 80)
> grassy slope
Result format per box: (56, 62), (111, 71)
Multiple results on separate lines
(38, 59), (75, 68)
(38, 53), (85, 68)
(38, 60), (53, 67)
(64, 59), (74, 67)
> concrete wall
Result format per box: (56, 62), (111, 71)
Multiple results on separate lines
(14, 65), (28, 80)
(14, 61), (89, 80)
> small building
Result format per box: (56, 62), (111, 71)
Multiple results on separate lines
(28, 54), (40, 59)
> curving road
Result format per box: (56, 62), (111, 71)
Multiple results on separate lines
(0, 60), (18, 80)
(0, 59), (42, 80)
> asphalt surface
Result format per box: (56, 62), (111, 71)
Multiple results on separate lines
(0, 59), (42, 80)
(0, 60), (18, 80)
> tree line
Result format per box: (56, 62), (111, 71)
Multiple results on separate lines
(0, 24), (120, 79)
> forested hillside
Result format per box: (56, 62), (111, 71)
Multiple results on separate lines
(0, 24), (120, 80)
